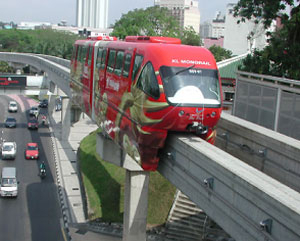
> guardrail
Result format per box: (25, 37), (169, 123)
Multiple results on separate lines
(216, 112), (300, 193)
(217, 53), (249, 69)
(0, 52), (71, 96)
(158, 133), (300, 241)
(236, 70), (300, 94)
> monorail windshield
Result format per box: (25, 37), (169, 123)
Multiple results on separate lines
(160, 66), (221, 107)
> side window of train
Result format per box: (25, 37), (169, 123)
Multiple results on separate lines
(71, 45), (77, 61)
(87, 46), (93, 66)
(76, 46), (81, 62)
(123, 54), (132, 78)
(107, 50), (116, 73)
(137, 62), (160, 99)
(114, 51), (124, 76)
(100, 49), (107, 70)
(81, 46), (88, 64)
(96, 48), (103, 69)
(132, 55), (144, 81)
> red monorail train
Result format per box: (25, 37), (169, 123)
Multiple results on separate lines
(70, 36), (223, 171)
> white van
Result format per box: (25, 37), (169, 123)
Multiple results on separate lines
(0, 167), (18, 197)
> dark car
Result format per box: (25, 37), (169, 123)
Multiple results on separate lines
(5, 117), (17, 128)
(27, 118), (39, 130)
(39, 99), (48, 108)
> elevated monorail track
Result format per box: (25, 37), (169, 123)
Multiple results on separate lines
(1, 52), (300, 241)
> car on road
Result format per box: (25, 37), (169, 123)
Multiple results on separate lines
(25, 143), (39, 160)
(39, 99), (48, 108)
(0, 167), (18, 197)
(1, 142), (17, 160)
(5, 117), (17, 128)
(27, 118), (39, 130)
(8, 101), (18, 112)
(29, 106), (39, 116)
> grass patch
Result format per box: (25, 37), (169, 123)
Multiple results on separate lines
(79, 129), (176, 226)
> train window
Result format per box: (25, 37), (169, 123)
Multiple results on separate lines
(87, 46), (93, 66)
(107, 50), (116, 73)
(76, 46), (82, 61)
(137, 62), (160, 99)
(132, 55), (143, 81)
(81, 46), (88, 64)
(100, 49), (107, 70)
(96, 48), (103, 69)
(114, 51), (124, 76)
(123, 54), (132, 78)
(71, 45), (77, 61)
(160, 66), (221, 106)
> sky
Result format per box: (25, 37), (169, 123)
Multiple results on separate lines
(0, 0), (238, 26)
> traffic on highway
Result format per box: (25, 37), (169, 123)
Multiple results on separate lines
(0, 95), (65, 241)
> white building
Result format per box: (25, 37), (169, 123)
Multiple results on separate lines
(211, 11), (225, 38)
(155, 0), (200, 34)
(17, 22), (52, 30)
(223, 3), (268, 55)
(76, 0), (109, 29)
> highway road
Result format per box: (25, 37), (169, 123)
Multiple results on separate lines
(0, 95), (64, 241)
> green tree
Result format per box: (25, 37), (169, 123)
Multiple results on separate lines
(0, 61), (14, 73)
(0, 29), (79, 59)
(112, 6), (201, 45)
(111, 6), (181, 39)
(234, 0), (300, 79)
(209, 45), (232, 62)
(181, 26), (201, 46)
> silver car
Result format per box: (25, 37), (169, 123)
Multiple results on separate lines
(1, 142), (17, 160)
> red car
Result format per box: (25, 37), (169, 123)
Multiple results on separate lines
(25, 143), (39, 160)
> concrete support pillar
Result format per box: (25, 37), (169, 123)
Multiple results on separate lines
(61, 97), (71, 140)
(48, 94), (56, 116)
(122, 170), (149, 241)
(39, 73), (49, 100)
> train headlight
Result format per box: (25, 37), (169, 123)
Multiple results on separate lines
(211, 111), (216, 117)
(178, 110), (185, 117)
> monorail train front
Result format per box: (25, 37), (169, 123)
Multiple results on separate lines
(125, 37), (223, 171)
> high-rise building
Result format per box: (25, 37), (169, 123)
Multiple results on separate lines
(155, 0), (200, 34)
(211, 11), (225, 39)
(223, 3), (268, 55)
(76, 0), (108, 29)
(200, 21), (212, 39)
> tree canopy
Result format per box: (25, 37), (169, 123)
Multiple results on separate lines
(208, 45), (233, 62)
(111, 6), (201, 45)
(234, 0), (300, 79)
(0, 29), (79, 59)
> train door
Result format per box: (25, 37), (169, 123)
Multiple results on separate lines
(113, 49), (136, 145)
(81, 43), (93, 115)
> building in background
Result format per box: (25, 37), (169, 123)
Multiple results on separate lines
(17, 22), (52, 30)
(76, 0), (108, 29)
(200, 21), (212, 39)
(223, 3), (268, 55)
(155, 0), (200, 34)
(201, 11), (225, 48)
(203, 37), (224, 49)
(211, 11), (225, 38)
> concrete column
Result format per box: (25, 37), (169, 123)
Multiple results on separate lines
(61, 97), (71, 140)
(122, 170), (149, 241)
(274, 88), (282, 131)
(48, 94), (56, 116)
